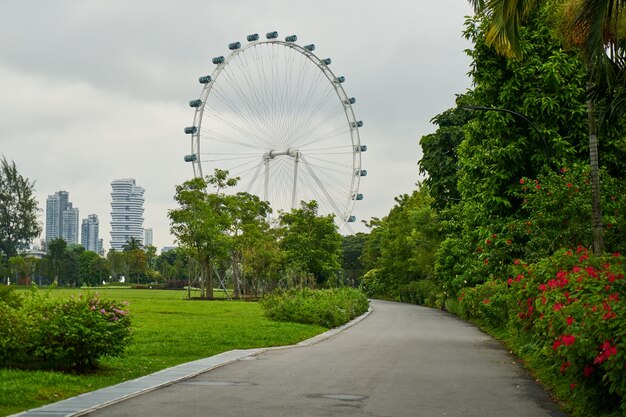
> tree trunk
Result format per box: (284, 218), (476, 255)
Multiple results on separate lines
(207, 260), (214, 299)
(587, 97), (604, 255)
(232, 252), (242, 299)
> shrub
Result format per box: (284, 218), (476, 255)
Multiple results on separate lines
(260, 287), (369, 328)
(0, 288), (132, 371)
(0, 285), (22, 308)
(455, 248), (626, 413)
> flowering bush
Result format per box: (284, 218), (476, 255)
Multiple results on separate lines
(0, 288), (132, 371)
(455, 248), (626, 412)
(508, 247), (626, 410)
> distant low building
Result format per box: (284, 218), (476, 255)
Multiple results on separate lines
(160, 246), (177, 254)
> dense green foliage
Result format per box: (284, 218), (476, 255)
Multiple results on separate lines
(279, 201), (342, 286)
(0, 287), (131, 371)
(169, 170), (344, 296)
(260, 287), (369, 328)
(0, 157), (41, 261)
(359, 186), (442, 303)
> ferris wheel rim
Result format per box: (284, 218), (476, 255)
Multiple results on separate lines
(187, 34), (364, 228)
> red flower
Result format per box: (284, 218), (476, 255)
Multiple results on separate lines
(566, 317), (574, 326)
(519, 178), (525, 184)
(553, 303), (564, 312)
(561, 334), (576, 346)
(566, 183), (572, 188)
(483, 259), (489, 264)
(560, 361), (571, 374)
(538, 284), (547, 292)
(552, 339), (562, 350)
(583, 366), (594, 377)
(483, 299), (490, 304)
(514, 259), (521, 265)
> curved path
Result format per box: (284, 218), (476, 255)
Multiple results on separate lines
(81, 300), (565, 417)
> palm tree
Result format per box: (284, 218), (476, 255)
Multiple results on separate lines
(122, 236), (143, 252)
(469, 0), (626, 255)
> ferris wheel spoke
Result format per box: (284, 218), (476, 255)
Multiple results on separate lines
(300, 156), (347, 220)
(208, 89), (276, 148)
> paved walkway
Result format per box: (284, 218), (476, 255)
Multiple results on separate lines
(13, 300), (567, 417)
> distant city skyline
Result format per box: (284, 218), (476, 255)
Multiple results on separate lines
(40, 182), (159, 254)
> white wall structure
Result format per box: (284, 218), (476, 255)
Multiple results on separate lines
(110, 178), (145, 251)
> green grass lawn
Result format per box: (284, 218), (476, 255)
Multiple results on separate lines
(0, 288), (326, 417)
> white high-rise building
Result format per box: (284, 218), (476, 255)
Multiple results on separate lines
(144, 227), (153, 246)
(81, 214), (101, 253)
(110, 179), (145, 251)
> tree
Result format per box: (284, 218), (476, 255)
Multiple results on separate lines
(279, 201), (342, 286)
(468, 0), (626, 254)
(169, 170), (234, 299)
(122, 237), (143, 252)
(47, 238), (67, 285)
(341, 233), (367, 286)
(107, 249), (127, 282)
(226, 192), (272, 298)
(0, 156), (41, 260)
(78, 250), (110, 286)
(418, 107), (471, 209)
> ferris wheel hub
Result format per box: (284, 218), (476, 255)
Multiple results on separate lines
(264, 149), (300, 160)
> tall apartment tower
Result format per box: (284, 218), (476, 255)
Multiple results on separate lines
(144, 227), (153, 246)
(81, 214), (101, 253)
(110, 179), (145, 251)
(62, 203), (79, 244)
(45, 191), (77, 243)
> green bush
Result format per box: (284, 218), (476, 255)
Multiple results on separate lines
(260, 287), (369, 328)
(0, 285), (22, 308)
(0, 288), (132, 371)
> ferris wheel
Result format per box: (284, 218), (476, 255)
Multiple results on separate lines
(184, 31), (366, 229)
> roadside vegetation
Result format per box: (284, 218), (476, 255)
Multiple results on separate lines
(261, 287), (369, 328)
(0, 288), (326, 417)
(355, 1), (626, 415)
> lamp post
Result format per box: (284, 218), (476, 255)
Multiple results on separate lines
(463, 105), (550, 160)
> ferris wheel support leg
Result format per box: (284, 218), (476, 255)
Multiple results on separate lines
(263, 158), (270, 202)
(291, 151), (300, 210)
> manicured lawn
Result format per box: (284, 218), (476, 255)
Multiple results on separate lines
(0, 288), (326, 417)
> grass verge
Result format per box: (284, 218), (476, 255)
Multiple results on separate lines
(0, 288), (325, 417)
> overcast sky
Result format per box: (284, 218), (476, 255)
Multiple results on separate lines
(0, 0), (474, 252)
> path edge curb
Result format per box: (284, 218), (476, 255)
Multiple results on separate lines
(9, 304), (373, 417)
